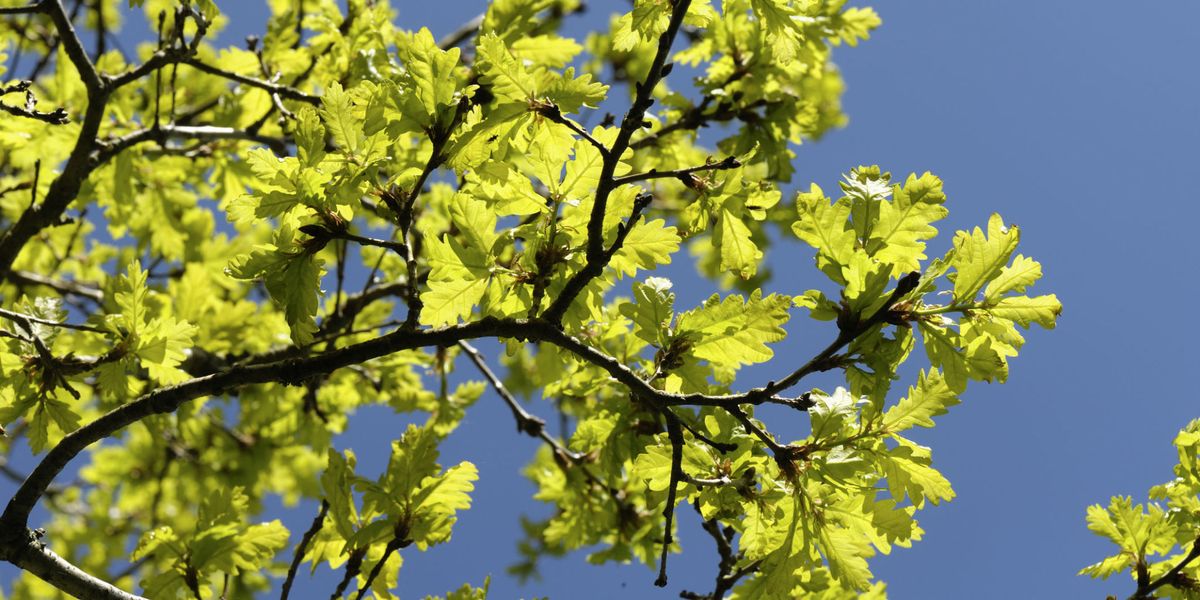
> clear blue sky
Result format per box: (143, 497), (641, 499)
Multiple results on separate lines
(6, 1), (1200, 598)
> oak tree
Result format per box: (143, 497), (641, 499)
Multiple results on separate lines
(0, 0), (1080, 598)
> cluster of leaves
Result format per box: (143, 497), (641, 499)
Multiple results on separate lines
(1082, 420), (1200, 599)
(0, 0), (1070, 599)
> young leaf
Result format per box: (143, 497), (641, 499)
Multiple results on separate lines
(951, 213), (1020, 303)
(882, 370), (960, 432)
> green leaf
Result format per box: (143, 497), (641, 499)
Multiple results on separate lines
(293, 107), (327, 168)
(449, 192), (499, 256)
(137, 316), (197, 384)
(951, 213), (1020, 303)
(395, 28), (466, 130)
(714, 207), (761, 280)
(879, 438), (955, 508)
(424, 578), (491, 600)
(619, 277), (676, 346)
(793, 184), (856, 281)
(918, 320), (1004, 393)
(476, 34), (538, 103)
(631, 443), (674, 492)
(882, 369), (960, 432)
(830, 7), (882, 47)
(510, 35), (582, 68)
(1083, 497), (1176, 559)
(410, 462), (479, 548)
(545, 67), (608, 113)
(113, 260), (150, 336)
(609, 218), (680, 278)
(869, 172), (947, 274)
(227, 221), (324, 345)
(988, 294), (1062, 329)
(748, 0), (806, 63)
(420, 277), (491, 327)
(819, 525), (874, 591)
(984, 254), (1042, 301)
(675, 290), (792, 371)
(321, 82), (365, 156)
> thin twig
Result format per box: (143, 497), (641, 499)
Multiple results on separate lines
(611, 156), (740, 187)
(0, 95), (68, 124)
(0, 307), (105, 333)
(654, 413), (685, 587)
(280, 500), (328, 600)
(436, 12), (484, 50)
(535, 102), (610, 157)
(1130, 538), (1200, 600)
(456, 341), (585, 461)
(7, 270), (104, 303)
(352, 535), (407, 600)
(92, 123), (288, 165)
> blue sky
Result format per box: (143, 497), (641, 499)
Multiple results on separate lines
(5, 1), (1200, 598)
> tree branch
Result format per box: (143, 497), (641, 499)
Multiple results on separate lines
(0, 2), (43, 16)
(0, 317), (539, 533)
(182, 57), (320, 104)
(0, 1), (107, 280)
(611, 155), (740, 187)
(662, 271), (920, 407)
(329, 547), (365, 600)
(353, 534), (407, 600)
(680, 505), (756, 600)
(43, 0), (101, 91)
(437, 12), (484, 50)
(280, 500), (329, 600)
(0, 91), (69, 124)
(4, 530), (147, 600)
(541, 0), (694, 325)
(1130, 537), (1200, 600)
(654, 413), (685, 587)
(0, 270), (918, 598)
(0, 306), (105, 333)
(535, 102), (610, 158)
(457, 341), (587, 463)
(93, 123), (288, 164)
(8, 270), (104, 303)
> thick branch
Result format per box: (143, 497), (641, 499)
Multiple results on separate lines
(43, 0), (101, 91)
(5, 532), (147, 600)
(0, 3), (43, 15)
(0, 317), (537, 532)
(0, 3), (107, 280)
(0, 271), (919, 598)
